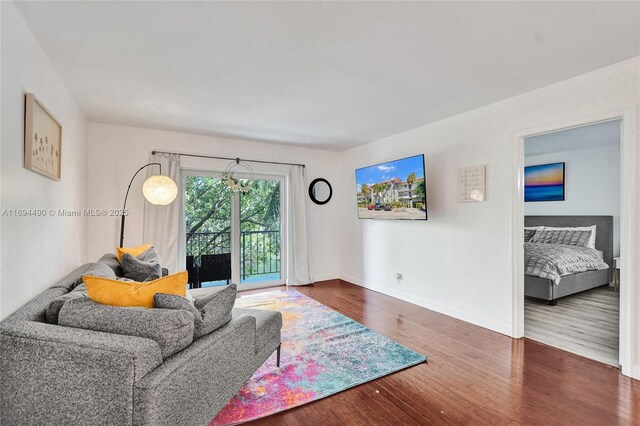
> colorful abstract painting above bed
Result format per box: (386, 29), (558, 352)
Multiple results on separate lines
(525, 162), (565, 202)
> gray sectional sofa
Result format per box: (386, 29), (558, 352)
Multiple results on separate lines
(0, 255), (282, 426)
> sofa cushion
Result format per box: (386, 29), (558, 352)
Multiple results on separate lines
(58, 297), (194, 359)
(121, 247), (162, 282)
(86, 263), (118, 279)
(50, 262), (116, 291)
(84, 271), (187, 308)
(46, 284), (88, 324)
(96, 253), (124, 277)
(154, 284), (236, 339)
(232, 307), (282, 352)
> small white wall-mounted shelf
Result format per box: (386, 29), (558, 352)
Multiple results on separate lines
(459, 165), (486, 202)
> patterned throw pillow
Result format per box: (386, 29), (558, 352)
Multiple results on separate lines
(529, 229), (592, 247)
(154, 284), (237, 339)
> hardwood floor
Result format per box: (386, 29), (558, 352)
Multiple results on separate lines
(246, 280), (639, 425)
(525, 286), (619, 367)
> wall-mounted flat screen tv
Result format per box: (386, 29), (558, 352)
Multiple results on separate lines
(355, 154), (427, 220)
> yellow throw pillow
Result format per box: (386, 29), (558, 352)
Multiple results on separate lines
(116, 243), (152, 261)
(83, 271), (187, 308)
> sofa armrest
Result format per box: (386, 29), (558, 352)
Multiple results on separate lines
(0, 320), (163, 426)
(132, 314), (257, 426)
(134, 314), (256, 389)
(0, 320), (163, 376)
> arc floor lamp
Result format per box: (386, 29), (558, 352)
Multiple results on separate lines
(119, 162), (178, 247)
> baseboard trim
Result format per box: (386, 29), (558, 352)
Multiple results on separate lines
(339, 274), (512, 336)
(312, 273), (340, 283)
(632, 365), (640, 380)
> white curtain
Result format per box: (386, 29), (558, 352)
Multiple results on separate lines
(287, 165), (312, 285)
(143, 153), (183, 274)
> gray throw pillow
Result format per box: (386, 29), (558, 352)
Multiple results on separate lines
(154, 284), (237, 340)
(58, 297), (195, 359)
(46, 264), (117, 324)
(121, 247), (162, 282)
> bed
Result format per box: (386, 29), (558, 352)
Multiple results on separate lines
(524, 215), (613, 305)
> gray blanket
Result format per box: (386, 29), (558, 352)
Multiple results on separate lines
(524, 242), (609, 285)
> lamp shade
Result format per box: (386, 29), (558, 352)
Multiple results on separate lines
(142, 175), (178, 205)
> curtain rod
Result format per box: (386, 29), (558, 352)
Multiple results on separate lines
(151, 150), (305, 168)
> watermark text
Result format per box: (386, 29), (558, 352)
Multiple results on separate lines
(1, 209), (128, 217)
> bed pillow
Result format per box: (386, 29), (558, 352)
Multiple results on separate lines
(524, 229), (537, 242)
(543, 225), (597, 249)
(524, 226), (544, 242)
(529, 229), (592, 247)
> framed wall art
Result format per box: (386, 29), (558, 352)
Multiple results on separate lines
(524, 162), (565, 202)
(24, 93), (62, 181)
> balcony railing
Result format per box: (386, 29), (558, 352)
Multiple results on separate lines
(240, 230), (281, 280)
(186, 230), (281, 282)
(187, 231), (231, 256)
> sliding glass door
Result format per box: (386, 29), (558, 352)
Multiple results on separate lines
(184, 171), (284, 289)
(239, 179), (282, 284)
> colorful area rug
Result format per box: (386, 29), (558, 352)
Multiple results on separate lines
(211, 289), (426, 425)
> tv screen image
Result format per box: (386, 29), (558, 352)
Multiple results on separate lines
(355, 154), (427, 220)
(524, 162), (565, 202)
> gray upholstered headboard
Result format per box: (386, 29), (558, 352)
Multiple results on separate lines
(525, 215), (614, 271)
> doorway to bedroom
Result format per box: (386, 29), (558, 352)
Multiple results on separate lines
(522, 119), (621, 367)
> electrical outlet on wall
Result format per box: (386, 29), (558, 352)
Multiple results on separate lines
(395, 272), (403, 283)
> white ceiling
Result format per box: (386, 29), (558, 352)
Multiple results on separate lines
(525, 119), (621, 156)
(13, 1), (640, 151)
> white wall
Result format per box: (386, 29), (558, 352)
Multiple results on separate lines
(0, 2), (88, 319)
(336, 57), (639, 336)
(86, 123), (341, 281)
(525, 143), (621, 256)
